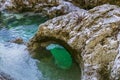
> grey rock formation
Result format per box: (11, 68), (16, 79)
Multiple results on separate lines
(28, 4), (120, 80)
(66, 0), (120, 9)
(0, 0), (85, 18)
(1, 0), (120, 14)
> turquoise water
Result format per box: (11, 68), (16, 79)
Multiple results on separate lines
(0, 25), (38, 42)
(50, 48), (72, 69)
(38, 56), (80, 80)
(38, 44), (80, 80)
(47, 44), (72, 69)
(0, 13), (80, 80)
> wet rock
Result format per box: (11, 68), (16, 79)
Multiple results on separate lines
(11, 38), (24, 44)
(28, 4), (120, 80)
(0, 72), (14, 80)
(66, 0), (120, 9)
(0, 0), (85, 18)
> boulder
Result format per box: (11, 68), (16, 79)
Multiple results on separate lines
(0, 0), (84, 18)
(0, 0), (120, 14)
(11, 38), (24, 44)
(28, 4), (120, 80)
(66, 0), (120, 9)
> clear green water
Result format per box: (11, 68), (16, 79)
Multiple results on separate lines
(38, 56), (80, 80)
(37, 44), (80, 80)
(50, 47), (72, 69)
(0, 13), (81, 80)
(47, 44), (73, 69)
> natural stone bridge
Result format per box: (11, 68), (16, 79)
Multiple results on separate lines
(28, 4), (120, 80)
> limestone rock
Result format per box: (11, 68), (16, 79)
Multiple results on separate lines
(28, 4), (120, 80)
(1, 0), (120, 15)
(66, 0), (120, 9)
(0, 0), (85, 18)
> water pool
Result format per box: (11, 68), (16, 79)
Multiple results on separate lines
(0, 13), (81, 80)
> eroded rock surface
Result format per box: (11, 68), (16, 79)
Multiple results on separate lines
(66, 0), (120, 9)
(28, 4), (120, 80)
(1, 0), (119, 19)
(1, 0), (120, 14)
(0, 0), (84, 18)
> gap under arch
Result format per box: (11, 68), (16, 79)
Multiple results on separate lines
(28, 37), (83, 79)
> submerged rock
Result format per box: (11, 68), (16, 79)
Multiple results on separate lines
(50, 47), (72, 69)
(11, 38), (24, 44)
(28, 4), (120, 80)
(0, 72), (14, 80)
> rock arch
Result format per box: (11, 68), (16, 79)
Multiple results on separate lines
(28, 35), (83, 64)
(28, 4), (120, 80)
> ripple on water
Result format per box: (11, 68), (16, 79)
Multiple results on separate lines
(0, 24), (38, 43)
(0, 43), (43, 80)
